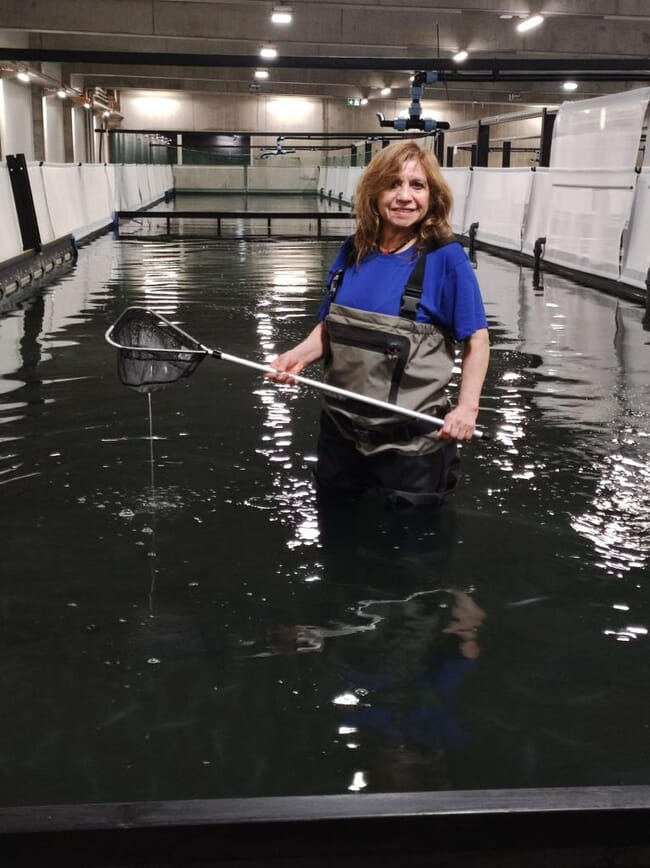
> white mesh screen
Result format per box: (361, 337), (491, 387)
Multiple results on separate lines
(522, 168), (552, 256)
(551, 88), (650, 170)
(544, 169), (637, 279)
(441, 167), (471, 234)
(464, 168), (533, 251)
(621, 167), (650, 289)
(0, 166), (23, 262)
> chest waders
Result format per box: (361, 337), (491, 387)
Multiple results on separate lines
(323, 238), (458, 458)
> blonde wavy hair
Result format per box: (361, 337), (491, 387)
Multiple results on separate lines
(352, 140), (453, 264)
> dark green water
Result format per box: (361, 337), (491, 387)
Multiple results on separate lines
(1, 225), (649, 806)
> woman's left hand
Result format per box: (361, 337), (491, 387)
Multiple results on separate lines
(439, 404), (478, 441)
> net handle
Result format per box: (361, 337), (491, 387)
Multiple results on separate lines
(219, 352), (489, 441)
(106, 307), (489, 441)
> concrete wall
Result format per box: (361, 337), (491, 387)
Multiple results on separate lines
(118, 88), (542, 140)
(117, 89), (545, 170)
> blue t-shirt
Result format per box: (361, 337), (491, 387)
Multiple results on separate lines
(318, 240), (487, 342)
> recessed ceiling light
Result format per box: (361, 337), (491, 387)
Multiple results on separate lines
(271, 5), (292, 24)
(562, 81), (578, 91)
(360, 97), (368, 106)
(255, 69), (270, 80)
(260, 47), (278, 59)
(17, 71), (31, 83)
(380, 87), (392, 96)
(516, 14), (544, 32)
(56, 88), (67, 99)
(453, 50), (469, 62)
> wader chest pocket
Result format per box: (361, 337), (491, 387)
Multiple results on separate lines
(327, 323), (410, 405)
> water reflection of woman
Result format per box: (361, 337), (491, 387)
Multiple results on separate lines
(339, 589), (486, 792)
(264, 588), (485, 791)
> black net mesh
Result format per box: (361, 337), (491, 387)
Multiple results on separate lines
(110, 308), (206, 393)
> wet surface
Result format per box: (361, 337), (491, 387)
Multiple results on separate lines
(1, 224), (649, 806)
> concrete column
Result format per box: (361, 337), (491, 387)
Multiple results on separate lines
(63, 106), (74, 162)
(31, 88), (45, 162)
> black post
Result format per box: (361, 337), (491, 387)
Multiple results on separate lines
(476, 122), (490, 167)
(539, 109), (556, 167)
(6, 153), (42, 252)
(364, 141), (372, 166)
(502, 141), (512, 168)
(350, 144), (357, 168)
(470, 144), (478, 167)
(446, 145), (454, 168)
(435, 132), (445, 166)
(468, 221), (479, 260)
(533, 236), (546, 288)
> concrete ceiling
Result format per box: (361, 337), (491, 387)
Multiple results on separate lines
(2, 0), (650, 110)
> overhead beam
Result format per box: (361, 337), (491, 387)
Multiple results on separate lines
(3, 47), (650, 75)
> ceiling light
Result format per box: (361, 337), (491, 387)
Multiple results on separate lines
(271, 4), (292, 24)
(516, 14), (544, 32)
(453, 50), (469, 62)
(17, 71), (31, 83)
(260, 46), (278, 59)
(56, 88), (67, 99)
(360, 97), (368, 106)
(562, 81), (578, 91)
(255, 69), (270, 80)
(380, 87), (392, 96)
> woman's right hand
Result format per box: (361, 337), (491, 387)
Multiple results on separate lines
(266, 323), (327, 385)
(267, 349), (307, 384)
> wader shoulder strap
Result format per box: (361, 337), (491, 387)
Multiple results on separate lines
(327, 236), (356, 301)
(399, 235), (457, 320)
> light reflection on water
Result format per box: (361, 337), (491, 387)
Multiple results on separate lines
(570, 435), (650, 575)
(248, 263), (323, 553)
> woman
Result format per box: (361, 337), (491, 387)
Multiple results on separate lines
(270, 140), (489, 506)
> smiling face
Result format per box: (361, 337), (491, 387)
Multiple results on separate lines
(376, 157), (430, 234)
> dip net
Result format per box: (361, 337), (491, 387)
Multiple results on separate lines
(106, 307), (207, 393)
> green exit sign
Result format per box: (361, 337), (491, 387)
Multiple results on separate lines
(347, 98), (360, 106)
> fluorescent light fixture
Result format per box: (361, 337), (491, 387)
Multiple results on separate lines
(453, 50), (469, 62)
(255, 69), (270, 79)
(271, 4), (292, 24)
(563, 80), (578, 91)
(516, 14), (544, 32)
(17, 71), (31, 83)
(269, 98), (312, 119)
(133, 95), (179, 116)
(380, 87), (392, 96)
(56, 88), (67, 99)
(83, 101), (92, 109)
(360, 97), (368, 106)
(260, 46), (278, 59)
